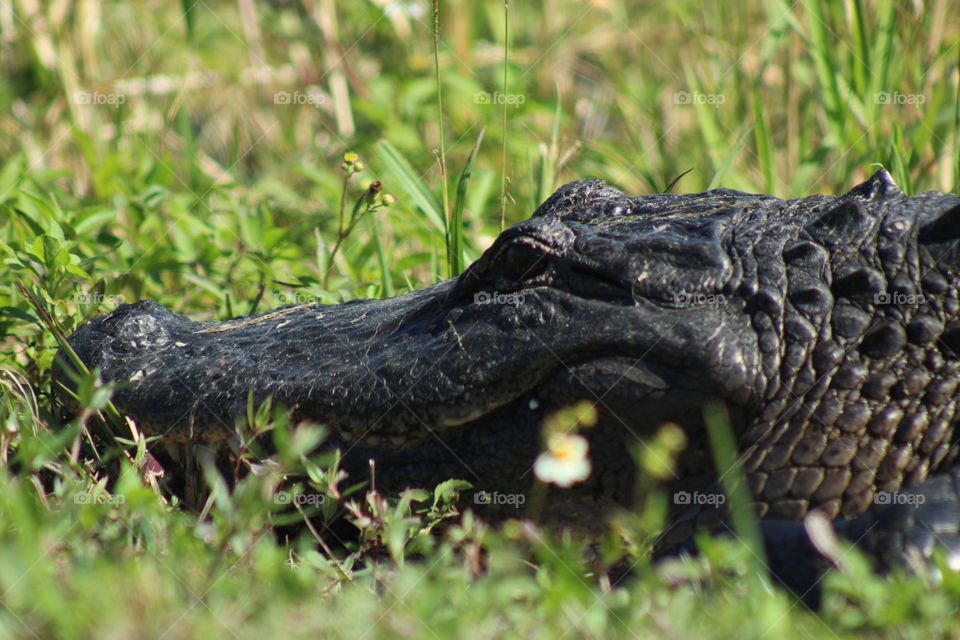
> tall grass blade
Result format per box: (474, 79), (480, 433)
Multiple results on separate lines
(954, 45), (960, 194)
(451, 128), (485, 276)
(432, 0), (451, 277)
(374, 140), (444, 234)
(499, 1), (511, 231)
(373, 217), (393, 298)
(180, 0), (196, 42)
(535, 96), (561, 208)
(888, 124), (913, 194)
(866, 1), (895, 142)
(704, 401), (766, 574)
(752, 90), (774, 194)
(801, 0), (845, 147)
(707, 127), (751, 191)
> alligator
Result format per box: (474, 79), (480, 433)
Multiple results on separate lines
(57, 170), (960, 602)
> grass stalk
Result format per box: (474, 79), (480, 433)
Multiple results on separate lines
(432, 0), (451, 278)
(499, 1), (510, 231)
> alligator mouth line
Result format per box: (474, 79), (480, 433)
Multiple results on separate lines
(341, 346), (677, 449)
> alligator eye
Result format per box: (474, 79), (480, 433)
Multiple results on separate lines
(503, 243), (547, 282)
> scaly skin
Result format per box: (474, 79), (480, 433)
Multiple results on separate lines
(58, 170), (960, 595)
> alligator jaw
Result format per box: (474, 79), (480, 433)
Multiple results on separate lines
(58, 179), (764, 458)
(58, 272), (751, 454)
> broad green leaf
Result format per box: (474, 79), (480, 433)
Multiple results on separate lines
(374, 140), (444, 233)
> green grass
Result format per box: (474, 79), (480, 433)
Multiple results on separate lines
(2, 0), (960, 637)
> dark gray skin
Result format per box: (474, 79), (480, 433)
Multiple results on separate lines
(59, 170), (960, 600)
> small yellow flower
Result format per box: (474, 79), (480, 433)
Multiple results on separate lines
(534, 433), (591, 488)
(382, 194), (396, 206)
(343, 151), (359, 164)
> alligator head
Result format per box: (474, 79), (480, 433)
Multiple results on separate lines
(58, 172), (960, 522)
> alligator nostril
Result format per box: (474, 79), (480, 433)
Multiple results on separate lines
(504, 243), (548, 282)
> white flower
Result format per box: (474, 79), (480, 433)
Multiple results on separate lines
(534, 433), (592, 488)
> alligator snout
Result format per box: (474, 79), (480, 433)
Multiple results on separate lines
(66, 300), (181, 366)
